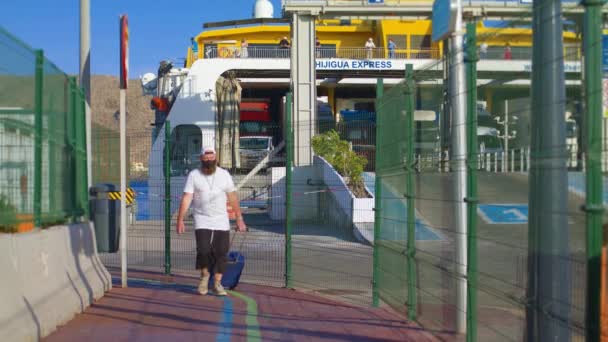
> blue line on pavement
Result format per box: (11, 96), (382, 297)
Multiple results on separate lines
(216, 296), (233, 342)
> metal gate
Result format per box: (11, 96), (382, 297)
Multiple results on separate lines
(97, 123), (286, 288)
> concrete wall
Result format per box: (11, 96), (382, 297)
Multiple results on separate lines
(0, 223), (112, 341)
(269, 165), (322, 221)
(315, 156), (374, 223)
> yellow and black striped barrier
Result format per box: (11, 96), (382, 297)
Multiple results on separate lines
(108, 188), (136, 205)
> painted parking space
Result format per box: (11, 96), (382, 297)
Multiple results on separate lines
(478, 204), (528, 224)
(364, 172), (442, 241)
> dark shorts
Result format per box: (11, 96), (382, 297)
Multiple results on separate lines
(195, 229), (230, 274)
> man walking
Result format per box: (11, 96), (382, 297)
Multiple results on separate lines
(176, 147), (246, 296)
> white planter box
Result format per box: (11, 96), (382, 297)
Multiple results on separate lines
(269, 167), (286, 220)
(314, 156), (374, 223)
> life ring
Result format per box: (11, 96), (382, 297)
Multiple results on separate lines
(219, 47), (233, 58)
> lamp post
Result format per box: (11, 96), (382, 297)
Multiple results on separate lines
(494, 100), (518, 172)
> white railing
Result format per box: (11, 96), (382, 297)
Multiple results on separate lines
(283, 0), (418, 6)
(475, 146), (582, 173)
(201, 45), (580, 62)
(284, 0), (582, 7)
(480, 46), (581, 61)
(201, 46), (439, 60)
(416, 146), (587, 174)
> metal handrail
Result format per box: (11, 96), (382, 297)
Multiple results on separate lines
(202, 46), (441, 60)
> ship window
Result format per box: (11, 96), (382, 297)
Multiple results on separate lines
(354, 102), (374, 112)
(410, 35), (431, 50)
(564, 44), (579, 61)
(386, 35), (406, 58)
(204, 44), (218, 58)
(387, 35), (406, 49)
(164, 124), (202, 177)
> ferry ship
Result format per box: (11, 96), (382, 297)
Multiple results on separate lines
(140, 0), (593, 205)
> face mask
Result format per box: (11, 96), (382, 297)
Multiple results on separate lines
(201, 160), (217, 174)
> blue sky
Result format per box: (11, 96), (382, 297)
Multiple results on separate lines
(1, 0), (282, 77)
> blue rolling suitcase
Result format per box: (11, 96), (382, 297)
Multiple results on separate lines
(208, 251), (245, 290)
(208, 231), (246, 290)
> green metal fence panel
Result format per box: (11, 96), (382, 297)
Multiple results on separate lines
(582, 1), (606, 340)
(465, 22), (479, 342)
(375, 81), (411, 313)
(164, 121), (171, 275)
(41, 55), (75, 225)
(0, 27), (36, 113)
(404, 64), (418, 322)
(97, 128), (170, 272)
(285, 92), (293, 289)
(96, 123), (288, 289)
(370, 11), (595, 340)
(0, 27), (88, 231)
(76, 85), (89, 217)
(34, 49), (43, 228)
(372, 78), (384, 307)
(92, 124), (121, 185)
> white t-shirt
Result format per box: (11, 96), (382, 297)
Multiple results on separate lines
(183, 167), (237, 231)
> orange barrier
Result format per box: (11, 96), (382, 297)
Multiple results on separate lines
(16, 214), (34, 233)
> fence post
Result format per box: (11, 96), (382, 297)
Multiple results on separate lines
(79, 85), (89, 217)
(582, 0), (605, 339)
(34, 49), (43, 227)
(372, 78), (384, 307)
(404, 64), (417, 321)
(48, 86), (57, 219)
(527, 0), (571, 338)
(68, 77), (77, 220)
(164, 121), (172, 275)
(285, 93), (293, 288)
(465, 21), (478, 342)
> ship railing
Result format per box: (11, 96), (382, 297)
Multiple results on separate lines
(202, 46), (441, 60)
(283, 0), (580, 7)
(479, 45), (580, 61)
(200, 45), (580, 61)
(332, 47), (439, 59)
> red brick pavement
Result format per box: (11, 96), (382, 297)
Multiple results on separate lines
(42, 271), (452, 342)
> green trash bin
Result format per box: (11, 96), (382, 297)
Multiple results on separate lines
(89, 183), (121, 253)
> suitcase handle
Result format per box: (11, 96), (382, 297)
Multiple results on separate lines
(229, 225), (248, 252)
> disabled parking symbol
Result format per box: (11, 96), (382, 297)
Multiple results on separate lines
(477, 204), (528, 224)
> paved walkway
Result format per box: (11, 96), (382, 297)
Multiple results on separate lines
(43, 271), (446, 342)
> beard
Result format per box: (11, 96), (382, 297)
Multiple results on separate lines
(201, 160), (217, 175)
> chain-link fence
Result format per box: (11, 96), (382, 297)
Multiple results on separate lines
(98, 123), (287, 288)
(0, 26), (88, 232)
(92, 5), (606, 339)
(92, 124), (121, 185)
(371, 9), (606, 341)
(96, 101), (379, 305)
